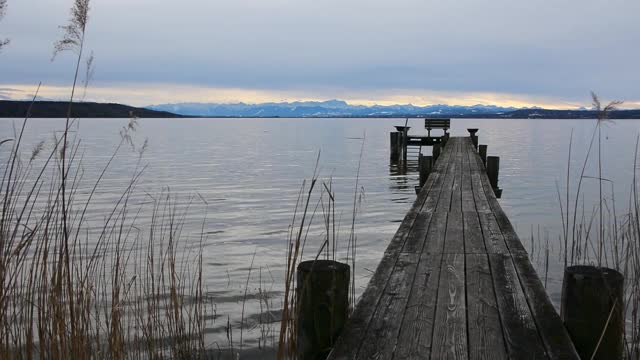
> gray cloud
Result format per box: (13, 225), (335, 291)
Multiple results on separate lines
(1, 0), (639, 104)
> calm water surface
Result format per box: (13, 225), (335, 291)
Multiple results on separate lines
(2, 117), (640, 352)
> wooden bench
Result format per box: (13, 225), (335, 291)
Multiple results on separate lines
(425, 118), (450, 137)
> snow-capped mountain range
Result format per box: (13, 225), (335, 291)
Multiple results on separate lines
(146, 100), (524, 117)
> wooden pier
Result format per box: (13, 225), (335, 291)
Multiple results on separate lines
(328, 136), (579, 359)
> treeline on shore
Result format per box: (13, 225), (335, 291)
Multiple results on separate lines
(0, 100), (184, 118)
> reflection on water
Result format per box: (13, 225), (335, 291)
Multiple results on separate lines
(2, 117), (640, 354)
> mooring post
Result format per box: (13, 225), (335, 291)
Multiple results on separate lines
(397, 131), (405, 162)
(297, 260), (350, 360)
(390, 132), (400, 162)
(402, 128), (408, 163)
(442, 132), (449, 146)
(486, 156), (502, 198)
(433, 143), (441, 161)
(467, 128), (479, 149)
(479, 144), (488, 166)
(419, 155), (433, 187)
(561, 266), (624, 359)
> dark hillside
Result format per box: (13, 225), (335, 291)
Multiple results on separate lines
(0, 100), (184, 118)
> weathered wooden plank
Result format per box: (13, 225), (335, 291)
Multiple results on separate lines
(461, 143), (476, 212)
(431, 253), (468, 359)
(512, 254), (580, 359)
(424, 210), (449, 255)
(327, 167), (441, 359)
(435, 160), (457, 213)
(470, 171), (491, 213)
(401, 211), (433, 254)
(357, 253), (420, 360)
(492, 209), (529, 255)
(488, 254), (548, 359)
(476, 163), (528, 255)
(469, 141), (485, 170)
(444, 210), (464, 254)
(433, 137), (454, 172)
(450, 152), (463, 214)
(423, 165), (450, 213)
(332, 136), (576, 360)
(466, 254), (508, 360)
(394, 252), (444, 360)
(463, 211), (485, 254)
(477, 212), (509, 255)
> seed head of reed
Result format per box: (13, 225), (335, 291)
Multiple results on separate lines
(53, 0), (90, 58)
(591, 91), (624, 124)
(0, 0), (9, 51)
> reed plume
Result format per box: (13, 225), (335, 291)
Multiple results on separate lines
(0, 0), (9, 51)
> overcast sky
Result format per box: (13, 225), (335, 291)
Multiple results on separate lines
(1, 0), (639, 107)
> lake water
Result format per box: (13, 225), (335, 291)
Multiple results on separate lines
(2, 117), (640, 354)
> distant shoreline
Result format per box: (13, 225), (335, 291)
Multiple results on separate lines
(2, 100), (640, 119)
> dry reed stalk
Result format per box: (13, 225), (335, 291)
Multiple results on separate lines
(551, 93), (640, 356)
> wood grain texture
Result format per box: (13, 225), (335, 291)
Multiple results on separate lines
(394, 252), (444, 360)
(424, 211), (449, 255)
(512, 254), (579, 359)
(466, 254), (508, 360)
(477, 212), (509, 255)
(431, 253), (468, 359)
(476, 165), (528, 255)
(461, 143), (476, 212)
(488, 254), (548, 359)
(463, 211), (485, 254)
(328, 161), (438, 359)
(357, 253), (419, 360)
(331, 136), (577, 360)
(450, 149), (463, 214)
(435, 160), (457, 213)
(444, 210), (464, 254)
(470, 171), (491, 213)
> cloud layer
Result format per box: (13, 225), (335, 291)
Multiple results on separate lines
(1, 0), (639, 107)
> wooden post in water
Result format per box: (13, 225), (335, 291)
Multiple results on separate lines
(419, 155), (433, 188)
(467, 128), (479, 149)
(486, 156), (502, 198)
(561, 266), (624, 360)
(402, 128), (408, 163)
(432, 143), (441, 161)
(479, 145), (488, 166)
(297, 260), (350, 360)
(390, 132), (400, 162)
(397, 132), (405, 162)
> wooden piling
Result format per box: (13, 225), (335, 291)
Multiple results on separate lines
(561, 266), (624, 359)
(390, 132), (400, 162)
(419, 155), (433, 187)
(479, 144), (487, 166)
(433, 143), (441, 161)
(398, 132), (405, 162)
(487, 156), (501, 197)
(402, 128), (408, 163)
(467, 128), (479, 149)
(297, 260), (350, 360)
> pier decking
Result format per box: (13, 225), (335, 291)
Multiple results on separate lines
(328, 137), (579, 359)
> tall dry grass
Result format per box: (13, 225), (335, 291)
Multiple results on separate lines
(0, 115), (218, 359)
(277, 142), (366, 359)
(551, 93), (640, 358)
(0, 0), (220, 358)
